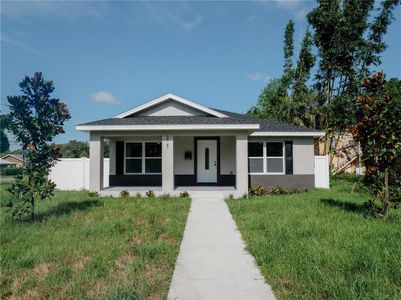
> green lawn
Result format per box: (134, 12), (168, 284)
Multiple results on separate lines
(0, 181), (190, 300)
(227, 177), (401, 299)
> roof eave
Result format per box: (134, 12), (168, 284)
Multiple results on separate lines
(250, 131), (325, 137)
(76, 124), (260, 132)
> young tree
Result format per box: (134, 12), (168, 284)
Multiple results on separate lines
(281, 20), (295, 93)
(351, 71), (401, 218)
(0, 114), (11, 153)
(7, 72), (70, 220)
(291, 28), (317, 128)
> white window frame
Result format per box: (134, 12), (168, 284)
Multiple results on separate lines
(124, 141), (162, 175)
(248, 141), (285, 175)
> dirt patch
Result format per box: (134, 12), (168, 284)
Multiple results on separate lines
(158, 233), (177, 244)
(128, 234), (142, 246)
(277, 277), (301, 292)
(115, 253), (134, 269)
(86, 280), (109, 299)
(32, 262), (54, 278)
(71, 255), (90, 272)
(10, 288), (40, 300)
(134, 218), (147, 226)
(114, 253), (134, 283)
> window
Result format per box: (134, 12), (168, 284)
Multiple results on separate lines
(248, 141), (285, 174)
(266, 142), (284, 173)
(125, 142), (162, 174)
(248, 142), (264, 173)
(205, 148), (209, 170)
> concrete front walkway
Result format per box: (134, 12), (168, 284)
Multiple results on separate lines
(168, 192), (276, 300)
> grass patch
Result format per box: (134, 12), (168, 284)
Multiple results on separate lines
(0, 180), (190, 299)
(227, 177), (401, 299)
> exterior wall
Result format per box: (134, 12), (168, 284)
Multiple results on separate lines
(220, 136), (236, 175)
(249, 175), (314, 190)
(293, 137), (314, 175)
(248, 136), (315, 190)
(174, 136), (194, 175)
(135, 100), (207, 117)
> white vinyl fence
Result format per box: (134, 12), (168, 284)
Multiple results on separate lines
(49, 158), (109, 190)
(50, 157), (330, 190)
(314, 155), (330, 188)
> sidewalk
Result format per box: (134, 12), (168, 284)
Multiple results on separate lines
(168, 192), (276, 300)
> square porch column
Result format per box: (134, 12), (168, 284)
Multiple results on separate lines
(162, 135), (174, 194)
(89, 133), (104, 191)
(109, 140), (116, 176)
(236, 134), (249, 195)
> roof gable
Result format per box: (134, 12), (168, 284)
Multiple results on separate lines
(114, 93), (228, 118)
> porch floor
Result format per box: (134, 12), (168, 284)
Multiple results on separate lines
(99, 186), (237, 198)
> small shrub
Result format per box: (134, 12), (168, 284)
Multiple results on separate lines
(270, 186), (288, 195)
(249, 185), (268, 196)
(88, 190), (99, 197)
(146, 190), (155, 198)
(289, 188), (302, 194)
(120, 190), (130, 197)
(0, 166), (23, 176)
(179, 191), (189, 198)
(135, 192), (141, 198)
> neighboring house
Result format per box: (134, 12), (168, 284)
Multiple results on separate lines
(315, 133), (365, 175)
(0, 154), (24, 167)
(76, 93), (324, 195)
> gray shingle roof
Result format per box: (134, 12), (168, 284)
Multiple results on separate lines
(78, 108), (319, 133)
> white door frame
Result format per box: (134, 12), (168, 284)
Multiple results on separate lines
(196, 138), (218, 183)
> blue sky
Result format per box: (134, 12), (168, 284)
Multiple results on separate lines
(1, 1), (400, 147)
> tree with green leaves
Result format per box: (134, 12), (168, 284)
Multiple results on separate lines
(0, 114), (11, 154)
(7, 72), (70, 220)
(307, 0), (400, 157)
(60, 140), (89, 158)
(351, 71), (401, 218)
(291, 28), (317, 128)
(281, 20), (295, 93)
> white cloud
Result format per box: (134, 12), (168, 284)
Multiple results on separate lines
(1, 33), (41, 55)
(248, 73), (270, 82)
(141, 2), (202, 32)
(91, 91), (120, 105)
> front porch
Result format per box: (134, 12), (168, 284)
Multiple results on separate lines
(89, 133), (249, 196)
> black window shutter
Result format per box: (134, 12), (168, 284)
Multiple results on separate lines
(116, 141), (124, 175)
(285, 141), (293, 175)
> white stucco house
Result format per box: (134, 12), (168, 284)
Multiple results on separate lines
(76, 93), (324, 196)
